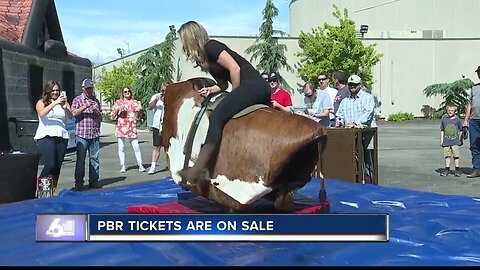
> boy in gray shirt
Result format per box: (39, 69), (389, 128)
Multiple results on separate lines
(440, 105), (464, 176)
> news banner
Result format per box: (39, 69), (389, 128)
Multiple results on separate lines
(36, 214), (389, 242)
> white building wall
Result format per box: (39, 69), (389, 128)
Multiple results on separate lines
(289, 0), (480, 38)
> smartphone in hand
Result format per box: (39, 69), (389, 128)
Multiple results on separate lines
(462, 126), (469, 140)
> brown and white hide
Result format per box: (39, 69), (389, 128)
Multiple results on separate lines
(162, 78), (325, 211)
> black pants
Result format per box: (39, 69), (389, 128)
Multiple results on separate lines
(204, 77), (270, 145)
(37, 136), (68, 180)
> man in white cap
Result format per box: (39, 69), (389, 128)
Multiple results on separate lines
(335, 74), (376, 184)
(71, 78), (103, 191)
(335, 74), (376, 128)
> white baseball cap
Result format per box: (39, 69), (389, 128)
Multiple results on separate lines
(82, 79), (94, 88)
(347, 75), (362, 84)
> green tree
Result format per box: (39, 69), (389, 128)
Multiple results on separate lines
(423, 78), (473, 117)
(245, 0), (293, 92)
(96, 60), (138, 106)
(133, 30), (176, 107)
(295, 5), (382, 88)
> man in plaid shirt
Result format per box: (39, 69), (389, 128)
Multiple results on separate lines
(335, 74), (376, 184)
(71, 79), (103, 191)
(335, 75), (376, 128)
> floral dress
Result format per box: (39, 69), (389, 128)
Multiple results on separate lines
(113, 99), (142, 138)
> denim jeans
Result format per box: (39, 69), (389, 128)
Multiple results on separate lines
(469, 119), (480, 172)
(37, 136), (68, 180)
(75, 136), (100, 185)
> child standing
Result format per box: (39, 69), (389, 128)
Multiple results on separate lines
(440, 105), (464, 176)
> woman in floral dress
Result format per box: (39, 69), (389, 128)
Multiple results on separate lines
(111, 87), (146, 172)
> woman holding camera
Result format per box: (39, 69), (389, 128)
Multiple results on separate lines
(111, 87), (145, 173)
(34, 80), (73, 195)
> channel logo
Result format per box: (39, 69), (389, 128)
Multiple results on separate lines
(46, 218), (75, 237)
(36, 214), (86, 242)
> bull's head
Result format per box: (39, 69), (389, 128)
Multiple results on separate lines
(161, 77), (217, 149)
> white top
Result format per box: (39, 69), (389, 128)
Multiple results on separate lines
(34, 103), (69, 140)
(150, 93), (164, 130)
(321, 86), (338, 120)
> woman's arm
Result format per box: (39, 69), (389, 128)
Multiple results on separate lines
(36, 98), (63, 117)
(199, 78), (228, 96)
(216, 50), (241, 90)
(111, 101), (119, 120)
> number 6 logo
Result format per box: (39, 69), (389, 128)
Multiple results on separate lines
(46, 218), (64, 238)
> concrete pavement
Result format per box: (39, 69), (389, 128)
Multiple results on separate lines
(46, 119), (480, 197)
(378, 119), (480, 196)
(47, 122), (171, 194)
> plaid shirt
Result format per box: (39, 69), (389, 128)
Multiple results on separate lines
(72, 93), (102, 139)
(336, 90), (376, 127)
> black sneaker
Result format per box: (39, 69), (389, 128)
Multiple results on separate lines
(71, 183), (84, 191)
(440, 171), (450, 177)
(89, 182), (102, 189)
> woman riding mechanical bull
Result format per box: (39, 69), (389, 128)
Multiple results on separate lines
(168, 21), (326, 212)
(177, 21), (271, 184)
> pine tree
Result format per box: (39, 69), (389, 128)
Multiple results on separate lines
(133, 30), (176, 107)
(245, 0), (293, 92)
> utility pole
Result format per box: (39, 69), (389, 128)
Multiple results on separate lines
(124, 41), (130, 54)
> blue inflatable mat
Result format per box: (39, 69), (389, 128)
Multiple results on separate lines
(0, 177), (479, 266)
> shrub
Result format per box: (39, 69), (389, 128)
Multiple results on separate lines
(421, 105), (439, 119)
(387, 112), (415, 122)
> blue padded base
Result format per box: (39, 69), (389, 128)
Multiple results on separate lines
(0, 178), (479, 266)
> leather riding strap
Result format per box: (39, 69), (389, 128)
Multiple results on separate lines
(182, 79), (215, 172)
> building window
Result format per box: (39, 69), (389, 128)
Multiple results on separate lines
(28, 65), (43, 111)
(62, 71), (75, 104)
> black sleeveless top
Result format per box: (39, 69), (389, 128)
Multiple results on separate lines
(204, 39), (259, 82)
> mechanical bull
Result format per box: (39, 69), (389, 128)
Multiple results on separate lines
(162, 77), (326, 212)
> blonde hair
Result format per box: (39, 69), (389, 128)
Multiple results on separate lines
(446, 105), (457, 111)
(178, 21), (209, 72)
